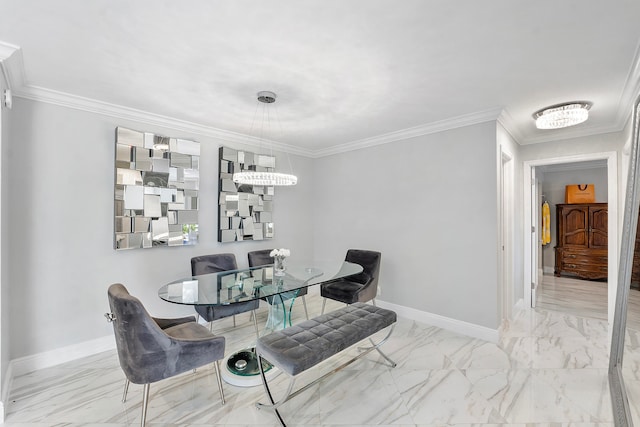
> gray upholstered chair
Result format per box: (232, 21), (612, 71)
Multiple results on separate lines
(320, 249), (381, 314)
(191, 253), (259, 336)
(247, 249), (309, 320)
(106, 283), (226, 427)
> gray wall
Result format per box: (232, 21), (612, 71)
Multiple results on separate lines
(540, 167), (608, 273)
(312, 121), (500, 329)
(5, 98), (315, 359)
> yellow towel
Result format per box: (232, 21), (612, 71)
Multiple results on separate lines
(542, 201), (551, 245)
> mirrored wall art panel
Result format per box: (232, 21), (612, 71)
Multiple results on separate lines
(218, 146), (274, 242)
(114, 127), (200, 250)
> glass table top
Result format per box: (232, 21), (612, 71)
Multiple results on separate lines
(158, 260), (363, 306)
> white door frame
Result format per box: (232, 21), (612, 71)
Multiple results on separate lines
(530, 168), (540, 307)
(499, 147), (514, 322)
(523, 151), (618, 322)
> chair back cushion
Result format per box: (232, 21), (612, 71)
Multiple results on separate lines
(345, 249), (381, 299)
(248, 249), (307, 297)
(247, 249), (274, 267)
(190, 253), (258, 321)
(191, 253), (238, 276)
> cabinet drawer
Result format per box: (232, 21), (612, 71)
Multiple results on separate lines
(560, 252), (607, 266)
(560, 263), (608, 279)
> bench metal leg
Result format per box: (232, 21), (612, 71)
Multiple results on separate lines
(361, 335), (397, 367)
(256, 324), (397, 426)
(257, 355), (294, 427)
(356, 324), (397, 367)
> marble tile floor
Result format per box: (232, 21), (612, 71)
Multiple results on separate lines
(3, 293), (621, 427)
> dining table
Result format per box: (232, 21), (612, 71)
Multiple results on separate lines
(158, 259), (363, 386)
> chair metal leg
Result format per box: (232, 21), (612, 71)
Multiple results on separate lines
(141, 383), (150, 427)
(301, 295), (309, 320)
(209, 321), (213, 332)
(121, 379), (130, 403)
(321, 298), (327, 314)
(372, 298), (377, 306)
(214, 360), (225, 405)
(233, 315), (236, 327)
(252, 309), (260, 338)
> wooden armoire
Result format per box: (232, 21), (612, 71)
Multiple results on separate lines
(554, 203), (608, 280)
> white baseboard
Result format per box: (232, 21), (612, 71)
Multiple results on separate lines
(0, 360), (13, 423)
(10, 335), (115, 378)
(543, 266), (554, 275)
(376, 300), (499, 343)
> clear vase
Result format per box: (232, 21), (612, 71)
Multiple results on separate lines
(274, 256), (286, 276)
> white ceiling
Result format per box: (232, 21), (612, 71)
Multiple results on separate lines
(1, 0), (640, 156)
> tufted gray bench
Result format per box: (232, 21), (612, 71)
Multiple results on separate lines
(255, 302), (397, 426)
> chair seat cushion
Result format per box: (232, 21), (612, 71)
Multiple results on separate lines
(165, 322), (219, 340)
(321, 279), (364, 304)
(153, 315), (196, 329)
(195, 299), (259, 322)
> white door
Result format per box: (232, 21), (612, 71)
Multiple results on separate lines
(531, 168), (539, 307)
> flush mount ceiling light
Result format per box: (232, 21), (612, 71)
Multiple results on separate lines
(232, 91), (298, 187)
(533, 101), (592, 130)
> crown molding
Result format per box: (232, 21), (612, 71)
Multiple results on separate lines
(312, 107), (504, 158)
(497, 108), (524, 143)
(537, 159), (607, 173)
(15, 82), (507, 158)
(0, 41), (25, 89)
(15, 85), (316, 157)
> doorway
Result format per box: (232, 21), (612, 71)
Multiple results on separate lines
(523, 152), (618, 323)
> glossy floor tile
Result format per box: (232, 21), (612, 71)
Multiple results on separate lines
(2, 289), (622, 426)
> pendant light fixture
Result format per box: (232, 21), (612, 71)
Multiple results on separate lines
(232, 91), (298, 186)
(533, 101), (592, 130)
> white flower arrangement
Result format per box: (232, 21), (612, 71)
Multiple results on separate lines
(270, 248), (291, 258)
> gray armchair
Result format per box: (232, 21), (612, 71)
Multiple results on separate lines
(320, 249), (381, 314)
(106, 283), (226, 426)
(247, 249), (309, 320)
(191, 253), (259, 336)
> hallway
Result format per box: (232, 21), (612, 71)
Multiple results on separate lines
(536, 274), (608, 320)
